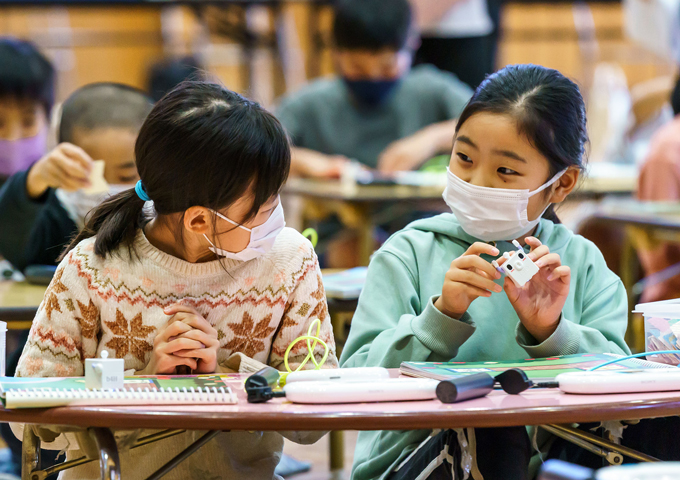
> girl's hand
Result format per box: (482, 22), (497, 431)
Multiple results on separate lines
(434, 242), (502, 319)
(138, 319), (201, 375)
(502, 237), (571, 343)
(163, 304), (219, 374)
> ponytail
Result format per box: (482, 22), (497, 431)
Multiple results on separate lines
(61, 189), (146, 260)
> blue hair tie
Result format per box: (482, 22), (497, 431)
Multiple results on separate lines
(135, 180), (150, 202)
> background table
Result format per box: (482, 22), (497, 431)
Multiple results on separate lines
(590, 201), (680, 350)
(284, 171), (637, 266)
(0, 282), (46, 329)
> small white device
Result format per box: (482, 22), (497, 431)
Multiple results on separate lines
(285, 367), (390, 384)
(492, 240), (540, 287)
(283, 378), (439, 404)
(556, 369), (680, 394)
(85, 350), (124, 390)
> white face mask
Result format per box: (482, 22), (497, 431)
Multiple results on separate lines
(56, 184), (131, 228)
(204, 201), (285, 262)
(442, 168), (566, 242)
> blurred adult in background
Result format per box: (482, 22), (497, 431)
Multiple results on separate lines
(636, 78), (680, 302)
(412, 0), (502, 89)
(0, 83), (153, 272)
(147, 55), (203, 102)
(276, 0), (472, 177)
(0, 38), (55, 184)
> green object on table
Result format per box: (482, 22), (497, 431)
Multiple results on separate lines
(302, 228), (318, 248)
(419, 154), (450, 173)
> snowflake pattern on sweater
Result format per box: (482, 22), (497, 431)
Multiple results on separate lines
(16, 227), (337, 377)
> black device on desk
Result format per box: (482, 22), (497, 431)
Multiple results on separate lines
(245, 366), (284, 403)
(23, 265), (57, 285)
(436, 368), (558, 403)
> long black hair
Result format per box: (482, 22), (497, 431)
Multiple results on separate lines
(65, 82), (290, 258)
(456, 64), (588, 222)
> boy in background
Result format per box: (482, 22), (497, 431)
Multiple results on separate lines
(0, 38), (55, 182)
(0, 83), (152, 475)
(276, 0), (472, 177)
(0, 83), (153, 271)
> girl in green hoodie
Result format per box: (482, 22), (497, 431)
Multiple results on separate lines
(340, 64), (630, 480)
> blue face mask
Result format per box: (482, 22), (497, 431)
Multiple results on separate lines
(343, 78), (401, 106)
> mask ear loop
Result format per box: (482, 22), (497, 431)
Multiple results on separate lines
(279, 318), (329, 386)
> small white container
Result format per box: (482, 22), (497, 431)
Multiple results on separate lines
(0, 321), (6, 376)
(634, 298), (680, 365)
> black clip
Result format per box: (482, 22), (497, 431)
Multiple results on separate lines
(245, 368), (286, 403)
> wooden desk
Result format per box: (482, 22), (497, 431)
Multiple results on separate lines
(285, 178), (449, 265)
(285, 171), (637, 266)
(10, 372), (680, 479)
(0, 281), (46, 329)
(591, 201), (680, 350)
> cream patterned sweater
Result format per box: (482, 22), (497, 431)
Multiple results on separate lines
(15, 227), (337, 480)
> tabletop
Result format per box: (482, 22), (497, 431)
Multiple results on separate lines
(284, 178), (446, 202)
(283, 169), (636, 203)
(0, 281), (46, 327)
(0, 281), (47, 309)
(593, 200), (680, 230)
(3, 373), (680, 431)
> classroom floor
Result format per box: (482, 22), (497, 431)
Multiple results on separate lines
(283, 431), (358, 480)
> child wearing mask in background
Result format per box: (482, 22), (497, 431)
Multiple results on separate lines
(0, 38), (55, 183)
(0, 83), (153, 272)
(341, 64), (629, 480)
(276, 0), (472, 177)
(14, 82), (336, 480)
(0, 84), (152, 474)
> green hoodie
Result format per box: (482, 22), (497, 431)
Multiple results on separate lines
(339, 213), (630, 480)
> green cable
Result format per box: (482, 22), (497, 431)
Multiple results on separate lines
(302, 228), (318, 248)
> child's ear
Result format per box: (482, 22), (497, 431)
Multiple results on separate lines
(183, 206), (212, 235)
(548, 167), (580, 204)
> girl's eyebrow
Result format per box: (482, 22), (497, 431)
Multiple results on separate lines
(456, 135), (478, 149)
(493, 149), (527, 163)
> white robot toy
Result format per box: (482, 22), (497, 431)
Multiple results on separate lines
(492, 240), (540, 288)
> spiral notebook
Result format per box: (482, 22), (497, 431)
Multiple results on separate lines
(400, 353), (673, 383)
(0, 374), (238, 409)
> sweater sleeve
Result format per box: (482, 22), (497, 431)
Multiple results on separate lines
(515, 279), (631, 357)
(16, 249), (100, 377)
(269, 253), (338, 371)
(340, 250), (476, 369)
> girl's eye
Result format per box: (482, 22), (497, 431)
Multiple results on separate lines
(457, 153), (472, 163)
(498, 167), (518, 175)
